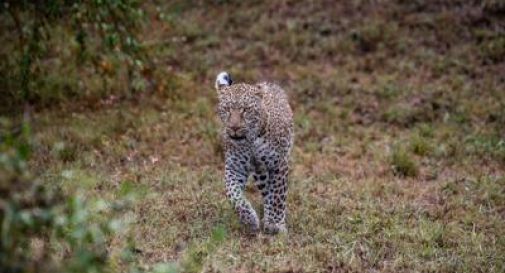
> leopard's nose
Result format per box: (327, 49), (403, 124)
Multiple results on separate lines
(230, 125), (240, 132)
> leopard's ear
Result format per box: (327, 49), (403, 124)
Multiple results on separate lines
(215, 71), (232, 91)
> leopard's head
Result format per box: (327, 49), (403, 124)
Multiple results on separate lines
(215, 72), (264, 141)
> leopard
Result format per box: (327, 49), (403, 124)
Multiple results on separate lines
(214, 71), (294, 234)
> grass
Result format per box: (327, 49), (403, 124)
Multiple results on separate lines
(6, 0), (505, 272)
(390, 145), (419, 177)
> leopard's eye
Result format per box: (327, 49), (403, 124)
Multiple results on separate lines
(221, 105), (231, 112)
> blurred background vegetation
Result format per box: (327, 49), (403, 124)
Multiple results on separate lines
(1, 0), (504, 272)
(0, 0), (147, 112)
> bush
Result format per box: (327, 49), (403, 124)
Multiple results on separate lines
(0, 117), (135, 273)
(0, 0), (147, 113)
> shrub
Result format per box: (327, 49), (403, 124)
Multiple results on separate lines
(0, 0), (147, 113)
(0, 117), (135, 273)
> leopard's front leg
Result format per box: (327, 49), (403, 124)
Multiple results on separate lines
(224, 152), (259, 232)
(256, 157), (289, 234)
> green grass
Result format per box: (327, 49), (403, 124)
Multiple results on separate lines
(10, 0), (505, 272)
(409, 134), (432, 157)
(390, 145), (419, 177)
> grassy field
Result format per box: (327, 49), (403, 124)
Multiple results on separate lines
(18, 0), (505, 272)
